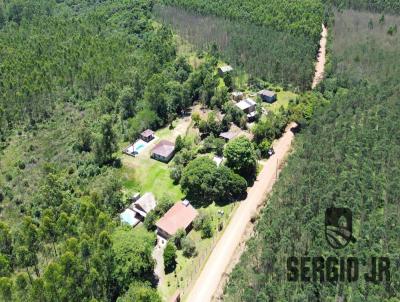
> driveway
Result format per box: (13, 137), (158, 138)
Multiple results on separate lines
(185, 123), (297, 302)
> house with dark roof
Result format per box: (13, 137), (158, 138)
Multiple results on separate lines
(156, 200), (198, 239)
(140, 129), (155, 142)
(258, 89), (277, 103)
(151, 140), (175, 163)
(218, 65), (233, 76)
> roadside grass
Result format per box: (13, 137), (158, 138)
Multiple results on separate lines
(159, 202), (238, 300)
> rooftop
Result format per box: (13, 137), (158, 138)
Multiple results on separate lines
(236, 98), (256, 111)
(151, 140), (175, 158)
(219, 131), (239, 140)
(156, 201), (198, 237)
(258, 89), (276, 97)
(130, 192), (157, 215)
(219, 65), (233, 73)
(141, 129), (154, 137)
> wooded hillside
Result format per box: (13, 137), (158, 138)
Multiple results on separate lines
(223, 8), (400, 302)
(161, 0), (324, 43)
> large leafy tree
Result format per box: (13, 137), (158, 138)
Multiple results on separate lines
(111, 227), (156, 292)
(224, 136), (257, 181)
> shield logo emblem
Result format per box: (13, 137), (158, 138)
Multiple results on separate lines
(325, 207), (356, 249)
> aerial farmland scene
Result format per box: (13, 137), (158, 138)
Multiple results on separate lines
(0, 0), (399, 301)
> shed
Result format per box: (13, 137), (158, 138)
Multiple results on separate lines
(231, 91), (244, 102)
(218, 65), (233, 76)
(156, 200), (198, 239)
(219, 131), (239, 142)
(151, 140), (175, 163)
(129, 192), (157, 218)
(140, 129), (155, 142)
(258, 89), (277, 103)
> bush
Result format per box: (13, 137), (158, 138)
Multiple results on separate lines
(201, 217), (213, 239)
(173, 229), (186, 250)
(163, 241), (177, 274)
(182, 238), (197, 257)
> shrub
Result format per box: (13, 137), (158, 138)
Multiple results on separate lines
(182, 238), (197, 257)
(173, 228), (186, 250)
(163, 241), (177, 274)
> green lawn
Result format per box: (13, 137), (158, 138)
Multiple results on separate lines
(263, 89), (298, 113)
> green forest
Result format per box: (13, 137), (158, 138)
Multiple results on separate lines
(224, 8), (400, 302)
(160, 0), (324, 43)
(0, 0), (204, 301)
(325, 0), (400, 14)
(1, 0), (399, 301)
(154, 5), (316, 91)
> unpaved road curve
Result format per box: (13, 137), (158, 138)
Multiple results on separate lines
(185, 123), (297, 302)
(312, 24), (328, 89)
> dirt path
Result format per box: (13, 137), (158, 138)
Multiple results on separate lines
(312, 24), (328, 89)
(185, 123), (297, 302)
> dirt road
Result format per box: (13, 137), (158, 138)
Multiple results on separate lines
(312, 24), (328, 89)
(185, 123), (297, 302)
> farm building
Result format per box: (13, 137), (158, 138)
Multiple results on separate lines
(218, 65), (233, 76)
(258, 89), (277, 103)
(120, 192), (157, 227)
(151, 140), (175, 163)
(156, 200), (198, 239)
(140, 129), (155, 142)
(219, 131), (239, 142)
(236, 98), (257, 121)
(231, 91), (244, 102)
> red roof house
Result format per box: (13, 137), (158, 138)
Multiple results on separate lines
(156, 200), (198, 239)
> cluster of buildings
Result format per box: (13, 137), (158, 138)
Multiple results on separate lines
(124, 129), (176, 163)
(120, 193), (198, 241)
(219, 65), (278, 122)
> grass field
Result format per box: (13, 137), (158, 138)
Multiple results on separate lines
(266, 90), (298, 113)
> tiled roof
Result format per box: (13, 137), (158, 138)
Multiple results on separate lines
(156, 201), (198, 237)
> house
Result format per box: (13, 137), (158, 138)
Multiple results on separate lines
(218, 65), (233, 76)
(219, 131), (239, 142)
(258, 89), (277, 103)
(151, 140), (175, 163)
(235, 98), (257, 121)
(120, 192), (157, 227)
(140, 129), (155, 142)
(231, 91), (244, 102)
(156, 200), (198, 239)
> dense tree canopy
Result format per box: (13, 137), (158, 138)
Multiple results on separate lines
(180, 157), (247, 206)
(224, 8), (400, 302)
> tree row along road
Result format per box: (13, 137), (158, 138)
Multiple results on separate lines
(185, 122), (297, 302)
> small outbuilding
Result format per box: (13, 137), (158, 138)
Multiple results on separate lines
(156, 200), (198, 239)
(151, 140), (175, 163)
(140, 129), (155, 142)
(236, 98), (257, 121)
(120, 192), (157, 227)
(231, 91), (244, 102)
(219, 131), (239, 142)
(258, 89), (277, 103)
(218, 65), (233, 76)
